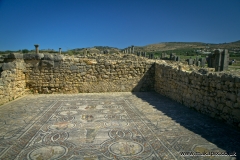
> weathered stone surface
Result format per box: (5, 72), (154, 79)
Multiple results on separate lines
(40, 60), (54, 67)
(2, 62), (15, 70)
(70, 65), (78, 71)
(155, 62), (240, 127)
(53, 54), (64, 61)
(43, 53), (54, 60)
(23, 53), (44, 60)
(0, 60), (26, 105)
(1, 53), (240, 129)
(8, 53), (23, 59)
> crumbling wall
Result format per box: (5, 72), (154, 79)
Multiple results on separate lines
(155, 62), (240, 128)
(23, 53), (155, 93)
(0, 59), (26, 105)
(1, 52), (239, 129)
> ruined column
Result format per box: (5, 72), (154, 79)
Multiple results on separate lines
(137, 52), (140, 56)
(207, 54), (214, 68)
(188, 58), (193, 65)
(213, 49), (230, 71)
(214, 49), (222, 71)
(131, 45), (134, 54)
(173, 56), (177, 61)
(201, 58), (206, 67)
(195, 56), (199, 66)
(59, 48), (62, 54)
(34, 44), (39, 54)
(220, 49), (229, 71)
(170, 53), (176, 60)
(84, 48), (87, 55)
(197, 61), (201, 66)
(128, 47), (131, 54)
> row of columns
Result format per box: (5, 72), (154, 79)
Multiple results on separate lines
(34, 44), (62, 54)
(34, 44), (139, 55)
(122, 45), (134, 54)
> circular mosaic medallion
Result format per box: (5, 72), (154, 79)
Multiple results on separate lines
(43, 132), (69, 143)
(101, 135), (152, 159)
(62, 116), (75, 121)
(108, 129), (132, 139)
(28, 145), (67, 160)
(109, 140), (144, 157)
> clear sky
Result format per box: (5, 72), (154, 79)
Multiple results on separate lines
(0, 0), (240, 51)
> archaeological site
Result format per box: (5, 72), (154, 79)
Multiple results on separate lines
(0, 44), (239, 159)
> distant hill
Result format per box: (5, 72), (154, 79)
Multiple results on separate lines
(69, 40), (240, 53)
(134, 40), (240, 52)
(1, 40), (239, 54)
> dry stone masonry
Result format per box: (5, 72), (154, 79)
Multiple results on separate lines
(0, 48), (239, 129)
(23, 53), (155, 94)
(0, 52), (155, 96)
(0, 59), (26, 105)
(155, 61), (240, 128)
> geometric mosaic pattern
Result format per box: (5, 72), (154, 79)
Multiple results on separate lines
(0, 92), (239, 160)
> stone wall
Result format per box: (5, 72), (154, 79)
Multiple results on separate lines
(155, 62), (240, 128)
(0, 60), (26, 105)
(23, 53), (155, 93)
(1, 52), (240, 128)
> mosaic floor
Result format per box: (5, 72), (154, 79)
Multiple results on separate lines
(0, 92), (239, 160)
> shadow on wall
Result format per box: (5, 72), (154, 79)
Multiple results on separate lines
(0, 65), (2, 77)
(132, 63), (155, 92)
(23, 54), (156, 93)
(131, 92), (240, 157)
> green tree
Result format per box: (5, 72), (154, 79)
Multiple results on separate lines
(22, 49), (29, 53)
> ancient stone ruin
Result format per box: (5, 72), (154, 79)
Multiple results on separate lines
(207, 49), (229, 71)
(0, 45), (240, 129)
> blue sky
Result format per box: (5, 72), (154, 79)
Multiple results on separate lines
(0, 0), (240, 51)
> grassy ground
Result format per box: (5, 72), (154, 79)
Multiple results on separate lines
(179, 55), (240, 71)
(229, 57), (240, 70)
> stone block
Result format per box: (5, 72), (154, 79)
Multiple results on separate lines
(2, 62), (15, 70)
(225, 101), (233, 108)
(233, 103), (240, 108)
(43, 53), (54, 61)
(226, 93), (237, 102)
(23, 53), (44, 60)
(8, 53), (23, 59)
(70, 65), (78, 71)
(232, 109), (240, 120)
(53, 54), (64, 61)
(40, 60), (54, 67)
(80, 72), (86, 76)
(0, 79), (3, 86)
(188, 59), (193, 65)
(102, 75), (109, 79)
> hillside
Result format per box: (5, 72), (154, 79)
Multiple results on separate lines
(134, 41), (240, 52)
(0, 41), (239, 55)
